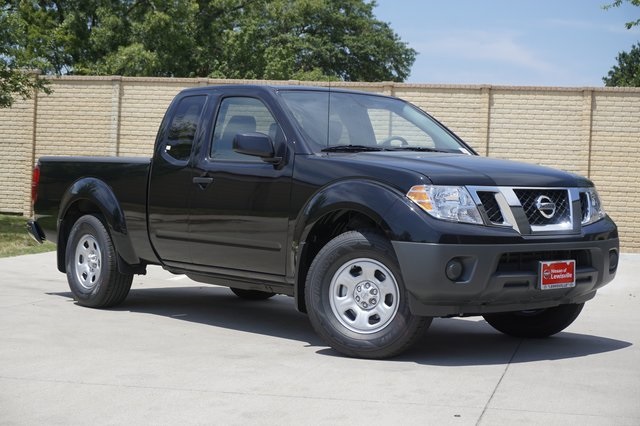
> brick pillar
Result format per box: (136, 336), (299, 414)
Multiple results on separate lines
(110, 76), (123, 156)
(583, 89), (594, 178)
(481, 85), (492, 157)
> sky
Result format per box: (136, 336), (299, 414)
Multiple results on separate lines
(372, 0), (640, 86)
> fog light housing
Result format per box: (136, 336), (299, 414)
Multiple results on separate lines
(445, 259), (464, 281)
(609, 249), (619, 273)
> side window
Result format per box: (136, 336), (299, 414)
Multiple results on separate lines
(164, 95), (207, 162)
(210, 97), (284, 161)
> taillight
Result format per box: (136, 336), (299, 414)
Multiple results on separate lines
(31, 164), (40, 205)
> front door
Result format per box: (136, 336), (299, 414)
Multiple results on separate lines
(188, 96), (292, 276)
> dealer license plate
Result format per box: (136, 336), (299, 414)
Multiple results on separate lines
(539, 260), (576, 290)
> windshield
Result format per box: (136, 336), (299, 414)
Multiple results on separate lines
(279, 90), (473, 154)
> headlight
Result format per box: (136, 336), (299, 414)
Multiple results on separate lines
(582, 187), (607, 225)
(407, 185), (483, 224)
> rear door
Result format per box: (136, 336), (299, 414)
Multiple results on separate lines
(148, 94), (208, 263)
(188, 93), (293, 275)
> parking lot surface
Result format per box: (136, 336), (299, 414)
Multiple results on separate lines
(1, 252), (639, 425)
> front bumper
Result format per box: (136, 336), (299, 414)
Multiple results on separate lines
(392, 237), (619, 317)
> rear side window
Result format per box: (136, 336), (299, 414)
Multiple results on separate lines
(164, 95), (207, 162)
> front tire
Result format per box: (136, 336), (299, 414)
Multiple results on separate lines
(483, 303), (585, 338)
(305, 231), (431, 359)
(65, 214), (133, 308)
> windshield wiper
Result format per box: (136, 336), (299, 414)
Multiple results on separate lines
(386, 146), (455, 153)
(321, 145), (384, 152)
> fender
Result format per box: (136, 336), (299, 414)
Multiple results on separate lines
(291, 179), (441, 310)
(293, 179), (401, 249)
(292, 179), (443, 255)
(57, 177), (140, 272)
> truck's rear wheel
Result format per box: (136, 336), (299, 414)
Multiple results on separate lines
(305, 231), (431, 359)
(65, 214), (133, 308)
(483, 303), (585, 338)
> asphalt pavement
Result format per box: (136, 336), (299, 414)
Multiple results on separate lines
(1, 251), (638, 425)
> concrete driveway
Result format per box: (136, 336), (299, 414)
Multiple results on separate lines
(1, 252), (638, 425)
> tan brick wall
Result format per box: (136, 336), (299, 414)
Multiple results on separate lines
(0, 97), (35, 214)
(34, 78), (115, 158)
(590, 91), (640, 253)
(1, 76), (638, 252)
(489, 89), (589, 175)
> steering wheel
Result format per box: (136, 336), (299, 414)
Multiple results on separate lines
(380, 135), (409, 147)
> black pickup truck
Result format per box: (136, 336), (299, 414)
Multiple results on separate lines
(28, 85), (619, 358)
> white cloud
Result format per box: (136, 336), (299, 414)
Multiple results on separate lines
(414, 30), (557, 74)
(544, 18), (640, 35)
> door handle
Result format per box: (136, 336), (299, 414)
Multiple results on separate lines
(193, 176), (214, 189)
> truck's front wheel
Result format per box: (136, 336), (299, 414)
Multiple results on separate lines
(482, 303), (585, 338)
(305, 231), (431, 359)
(65, 214), (133, 308)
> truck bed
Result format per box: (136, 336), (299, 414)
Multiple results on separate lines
(34, 156), (157, 265)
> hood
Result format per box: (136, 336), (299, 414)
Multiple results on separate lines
(339, 152), (592, 187)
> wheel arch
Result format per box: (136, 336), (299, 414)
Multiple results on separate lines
(292, 179), (407, 313)
(57, 177), (141, 274)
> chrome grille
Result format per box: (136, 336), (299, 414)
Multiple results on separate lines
(513, 189), (570, 226)
(477, 191), (504, 224)
(468, 185), (578, 235)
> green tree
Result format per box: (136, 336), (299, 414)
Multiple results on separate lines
(2, 0), (416, 82)
(603, 0), (640, 29)
(209, 0), (416, 81)
(603, 43), (640, 86)
(0, 3), (50, 108)
(603, 0), (640, 86)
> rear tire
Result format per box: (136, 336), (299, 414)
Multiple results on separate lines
(65, 214), (133, 308)
(483, 303), (585, 338)
(305, 230), (431, 359)
(230, 288), (276, 300)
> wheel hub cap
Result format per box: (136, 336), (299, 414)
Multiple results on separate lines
(329, 258), (400, 334)
(353, 281), (379, 310)
(74, 234), (102, 290)
(88, 252), (99, 270)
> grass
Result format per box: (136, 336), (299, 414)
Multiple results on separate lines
(0, 214), (56, 258)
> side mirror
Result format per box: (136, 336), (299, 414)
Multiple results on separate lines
(233, 132), (281, 164)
